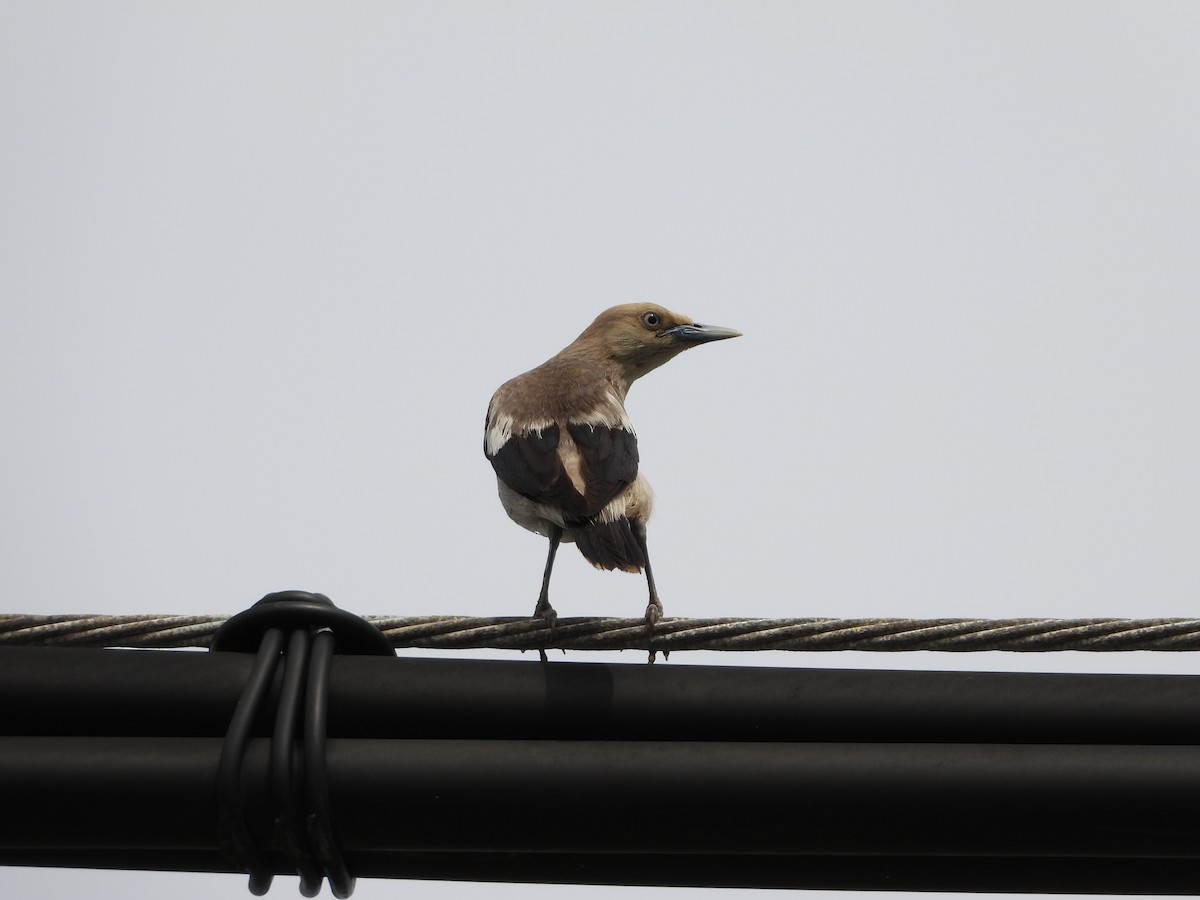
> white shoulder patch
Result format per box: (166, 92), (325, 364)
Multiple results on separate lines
(485, 410), (557, 457)
(484, 412), (514, 457)
(568, 390), (635, 434)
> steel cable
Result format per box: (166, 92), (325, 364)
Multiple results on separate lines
(4, 614), (1200, 652)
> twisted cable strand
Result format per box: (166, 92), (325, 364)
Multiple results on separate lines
(4, 614), (1200, 652)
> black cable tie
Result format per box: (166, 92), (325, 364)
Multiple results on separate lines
(272, 629), (323, 897)
(216, 626), (284, 896)
(211, 591), (392, 897)
(210, 591), (394, 656)
(305, 630), (356, 899)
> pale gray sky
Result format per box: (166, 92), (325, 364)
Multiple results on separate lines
(3, 1), (1200, 897)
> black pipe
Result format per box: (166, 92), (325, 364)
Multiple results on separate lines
(3, 736), (1199, 857)
(4, 646), (1200, 743)
(4, 646), (1200, 893)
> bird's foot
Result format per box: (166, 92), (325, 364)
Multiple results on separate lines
(644, 598), (663, 632)
(645, 598), (665, 664)
(532, 597), (558, 630)
(532, 597), (558, 662)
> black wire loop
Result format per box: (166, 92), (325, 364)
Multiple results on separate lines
(305, 630), (355, 899)
(216, 626), (284, 895)
(211, 591), (393, 897)
(211, 593), (395, 656)
(273, 628), (322, 897)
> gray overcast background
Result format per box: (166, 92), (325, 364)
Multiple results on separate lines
(3, 2), (1199, 898)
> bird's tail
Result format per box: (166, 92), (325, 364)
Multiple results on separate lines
(574, 517), (647, 573)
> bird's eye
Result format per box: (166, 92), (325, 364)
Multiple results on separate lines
(641, 312), (661, 329)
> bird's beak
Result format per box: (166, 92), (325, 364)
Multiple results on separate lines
(657, 323), (743, 344)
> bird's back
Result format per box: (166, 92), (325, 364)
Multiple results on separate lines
(485, 356), (649, 571)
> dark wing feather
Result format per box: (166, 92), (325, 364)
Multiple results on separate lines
(487, 425), (590, 521)
(566, 422), (639, 517)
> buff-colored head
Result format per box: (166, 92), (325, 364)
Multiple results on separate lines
(568, 303), (741, 385)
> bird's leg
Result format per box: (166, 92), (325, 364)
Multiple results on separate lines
(642, 556), (663, 630)
(532, 524), (562, 631)
(631, 520), (665, 663)
(532, 526), (563, 663)
(631, 519), (662, 628)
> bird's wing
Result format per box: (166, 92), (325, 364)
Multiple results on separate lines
(487, 420), (639, 522)
(487, 424), (588, 520)
(566, 421), (639, 516)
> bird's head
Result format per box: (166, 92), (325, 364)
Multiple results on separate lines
(572, 303), (742, 387)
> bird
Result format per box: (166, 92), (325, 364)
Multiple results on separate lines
(484, 302), (741, 642)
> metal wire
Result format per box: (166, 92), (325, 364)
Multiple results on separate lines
(4, 614), (1200, 652)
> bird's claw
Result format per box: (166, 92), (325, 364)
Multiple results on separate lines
(532, 598), (558, 630)
(645, 599), (665, 664)
(644, 599), (663, 632)
(532, 598), (558, 662)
